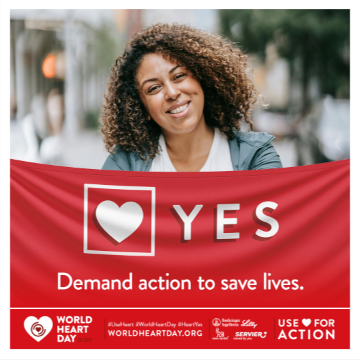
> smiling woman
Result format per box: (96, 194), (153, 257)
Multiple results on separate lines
(101, 23), (282, 172)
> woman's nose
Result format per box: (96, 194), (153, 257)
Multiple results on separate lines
(164, 83), (181, 101)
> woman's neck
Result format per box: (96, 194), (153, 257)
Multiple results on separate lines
(162, 119), (214, 172)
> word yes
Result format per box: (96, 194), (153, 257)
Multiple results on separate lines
(173, 201), (279, 240)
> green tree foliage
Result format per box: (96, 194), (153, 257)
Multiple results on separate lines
(219, 10), (349, 115)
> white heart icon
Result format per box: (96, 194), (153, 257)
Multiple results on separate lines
(24, 316), (53, 342)
(96, 201), (143, 243)
(302, 318), (311, 327)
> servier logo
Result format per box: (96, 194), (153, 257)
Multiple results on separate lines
(234, 331), (267, 339)
(84, 184), (155, 256)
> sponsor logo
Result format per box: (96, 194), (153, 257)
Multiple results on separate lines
(211, 318), (230, 340)
(210, 318), (268, 341)
(215, 328), (228, 339)
(212, 318), (221, 327)
(234, 331), (267, 340)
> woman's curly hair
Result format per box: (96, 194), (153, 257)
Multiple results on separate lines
(101, 23), (260, 160)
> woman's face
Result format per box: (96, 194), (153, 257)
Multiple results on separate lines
(136, 53), (205, 137)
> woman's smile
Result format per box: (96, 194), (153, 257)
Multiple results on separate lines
(166, 101), (191, 118)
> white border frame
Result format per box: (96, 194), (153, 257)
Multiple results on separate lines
(84, 184), (156, 256)
(2, 3), (359, 360)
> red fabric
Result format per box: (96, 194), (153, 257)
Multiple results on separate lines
(11, 159), (349, 308)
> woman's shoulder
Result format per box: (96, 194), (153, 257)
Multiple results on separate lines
(232, 130), (275, 147)
(229, 131), (282, 170)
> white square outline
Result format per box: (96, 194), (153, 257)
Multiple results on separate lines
(83, 184), (155, 256)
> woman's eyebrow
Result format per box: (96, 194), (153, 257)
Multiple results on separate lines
(169, 65), (180, 74)
(140, 65), (181, 91)
(141, 78), (158, 91)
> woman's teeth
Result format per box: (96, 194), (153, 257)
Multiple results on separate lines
(169, 102), (189, 114)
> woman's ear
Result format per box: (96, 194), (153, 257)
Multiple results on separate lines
(147, 115), (151, 121)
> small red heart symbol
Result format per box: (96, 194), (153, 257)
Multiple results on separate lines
(36, 327), (41, 332)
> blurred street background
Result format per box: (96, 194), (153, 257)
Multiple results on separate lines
(10, 9), (350, 169)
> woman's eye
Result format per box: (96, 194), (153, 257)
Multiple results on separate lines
(148, 86), (160, 94)
(174, 73), (186, 81)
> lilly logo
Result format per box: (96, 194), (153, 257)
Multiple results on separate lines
(84, 184), (155, 256)
(24, 316), (53, 342)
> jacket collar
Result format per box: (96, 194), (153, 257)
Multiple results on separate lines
(229, 131), (275, 170)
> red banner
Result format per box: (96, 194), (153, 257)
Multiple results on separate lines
(10, 159), (350, 349)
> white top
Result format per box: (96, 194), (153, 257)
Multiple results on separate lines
(149, 128), (234, 172)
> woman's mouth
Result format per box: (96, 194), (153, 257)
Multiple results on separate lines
(167, 102), (191, 118)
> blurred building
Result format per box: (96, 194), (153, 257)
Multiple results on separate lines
(11, 10), (123, 167)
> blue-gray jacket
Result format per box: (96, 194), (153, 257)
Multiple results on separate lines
(102, 131), (282, 171)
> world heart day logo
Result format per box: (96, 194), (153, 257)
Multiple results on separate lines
(24, 316), (53, 342)
(84, 184), (156, 256)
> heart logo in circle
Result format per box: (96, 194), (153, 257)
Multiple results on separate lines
(24, 316), (53, 342)
(96, 201), (144, 243)
(302, 318), (311, 327)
